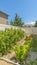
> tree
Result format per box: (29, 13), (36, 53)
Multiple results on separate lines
(10, 14), (24, 27)
(34, 21), (37, 27)
(10, 19), (13, 25)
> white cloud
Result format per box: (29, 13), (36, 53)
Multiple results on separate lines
(26, 21), (35, 25)
(30, 21), (35, 25)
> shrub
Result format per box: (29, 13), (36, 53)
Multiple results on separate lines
(14, 39), (32, 65)
(0, 29), (25, 56)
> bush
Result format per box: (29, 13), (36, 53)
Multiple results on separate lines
(25, 35), (32, 41)
(0, 29), (25, 56)
(14, 39), (32, 65)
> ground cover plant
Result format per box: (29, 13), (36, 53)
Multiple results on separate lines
(0, 29), (25, 56)
(31, 35), (37, 52)
(27, 59), (37, 65)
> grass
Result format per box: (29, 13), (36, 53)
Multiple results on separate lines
(27, 59), (37, 65)
(31, 35), (37, 52)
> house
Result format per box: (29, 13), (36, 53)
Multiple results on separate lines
(23, 24), (33, 27)
(0, 11), (8, 25)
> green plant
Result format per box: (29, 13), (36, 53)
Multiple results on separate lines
(0, 29), (25, 56)
(14, 39), (32, 65)
(31, 35), (37, 52)
(27, 59), (37, 65)
(34, 21), (37, 27)
(10, 14), (24, 27)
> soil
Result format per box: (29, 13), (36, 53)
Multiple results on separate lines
(0, 60), (13, 65)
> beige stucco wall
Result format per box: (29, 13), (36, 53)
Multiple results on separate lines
(0, 12), (8, 24)
(0, 17), (8, 24)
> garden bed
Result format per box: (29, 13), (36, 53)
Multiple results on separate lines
(0, 29), (25, 57)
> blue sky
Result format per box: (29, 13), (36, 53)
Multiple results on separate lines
(0, 0), (37, 24)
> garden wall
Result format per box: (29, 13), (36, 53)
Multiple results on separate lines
(23, 27), (37, 34)
(0, 24), (37, 34)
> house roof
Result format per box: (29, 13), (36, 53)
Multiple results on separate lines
(0, 11), (9, 16)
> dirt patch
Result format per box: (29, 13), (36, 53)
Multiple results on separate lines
(0, 60), (14, 65)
